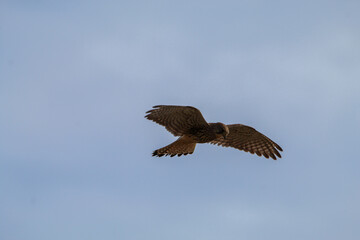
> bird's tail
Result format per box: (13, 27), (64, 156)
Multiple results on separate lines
(152, 136), (196, 157)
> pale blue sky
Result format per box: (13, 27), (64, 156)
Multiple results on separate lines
(1, 0), (360, 239)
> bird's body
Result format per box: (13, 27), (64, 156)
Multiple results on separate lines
(145, 105), (283, 160)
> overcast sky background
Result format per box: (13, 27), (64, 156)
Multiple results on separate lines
(1, 0), (360, 239)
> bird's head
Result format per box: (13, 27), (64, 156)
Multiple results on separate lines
(213, 122), (229, 139)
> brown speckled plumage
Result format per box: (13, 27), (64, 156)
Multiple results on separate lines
(145, 105), (283, 160)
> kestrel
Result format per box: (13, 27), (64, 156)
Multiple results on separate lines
(145, 105), (283, 160)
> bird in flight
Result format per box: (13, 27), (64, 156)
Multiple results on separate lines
(145, 105), (283, 160)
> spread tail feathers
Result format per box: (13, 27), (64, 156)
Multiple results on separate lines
(152, 136), (196, 157)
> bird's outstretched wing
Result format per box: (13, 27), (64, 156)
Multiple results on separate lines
(145, 105), (210, 137)
(210, 124), (283, 160)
